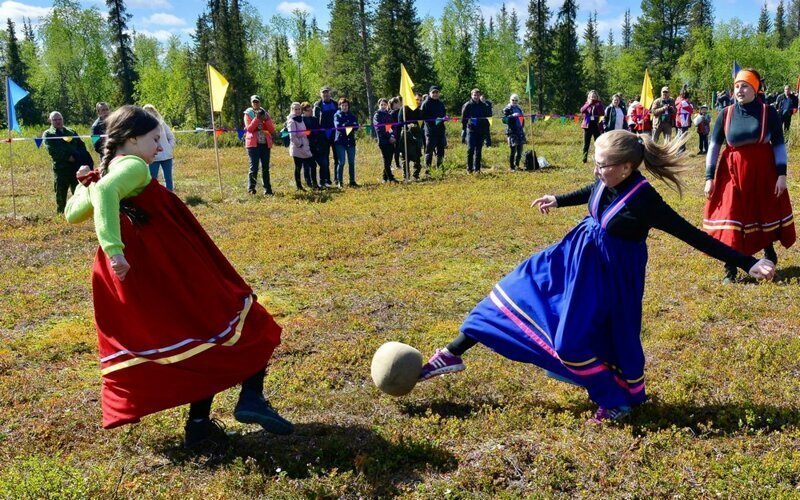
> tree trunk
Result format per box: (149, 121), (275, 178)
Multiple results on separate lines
(358, 0), (374, 115)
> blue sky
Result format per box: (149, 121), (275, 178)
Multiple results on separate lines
(0, 0), (768, 43)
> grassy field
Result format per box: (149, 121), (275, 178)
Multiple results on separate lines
(1, 122), (799, 498)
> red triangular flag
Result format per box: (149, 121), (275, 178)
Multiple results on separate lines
(215, 129), (223, 138)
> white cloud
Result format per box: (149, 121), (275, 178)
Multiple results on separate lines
(128, 0), (171, 8)
(145, 13), (186, 26)
(136, 29), (174, 41)
(277, 1), (313, 15)
(0, 1), (51, 23)
(479, 1), (528, 23)
(579, 0), (609, 14)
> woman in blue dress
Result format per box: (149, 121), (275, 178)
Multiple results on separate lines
(419, 130), (775, 423)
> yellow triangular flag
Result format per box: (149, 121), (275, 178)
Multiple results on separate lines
(208, 64), (229, 113)
(346, 126), (354, 136)
(544, 115), (551, 121)
(399, 64), (417, 111)
(62, 136), (73, 142)
(487, 117), (493, 127)
(640, 68), (654, 110)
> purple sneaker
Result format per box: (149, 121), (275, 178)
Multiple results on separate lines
(419, 349), (465, 381)
(587, 406), (632, 424)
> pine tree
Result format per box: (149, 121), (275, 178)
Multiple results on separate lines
(582, 12), (603, 97)
(776, 0), (787, 48)
(758, 1), (772, 34)
(524, 0), (552, 112)
(551, 0), (582, 112)
(633, 0), (692, 82)
(607, 28), (614, 47)
(22, 17), (34, 42)
(106, 0), (138, 103)
(328, 0), (370, 115)
(689, 0), (713, 29)
(373, 0), (435, 99)
(622, 9), (632, 49)
(788, 0), (800, 40)
(357, 0), (375, 115)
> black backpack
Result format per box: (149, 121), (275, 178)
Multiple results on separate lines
(523, 149), (539, 171)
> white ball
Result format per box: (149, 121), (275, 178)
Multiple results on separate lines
(370, 342), (423, 396)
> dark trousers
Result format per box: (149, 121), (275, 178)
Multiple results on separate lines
(582, 124), (601, 160)
(698, 133), (709, 153)
(54, 169), (78, 214)
(189, 368), (266, 420)
(379, 143), (397, 181)
(293, 156), (316, 188)
(317, 140), (333, 185)
(678, 126), (690, 152)
(509, 143), (523, 169)
(425, 133), (445, 169)
(782, 113), (792, 132)
(467, 132), (485, 172)
(393, 143), (401, 169)
(247, 145), (271, 193)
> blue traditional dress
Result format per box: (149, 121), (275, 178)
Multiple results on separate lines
(461, 171), (758, 409)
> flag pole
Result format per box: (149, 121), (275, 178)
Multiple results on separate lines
(206, 64), (224, 199)
(402, 105), (410, 181)
(6, 77), (16, 218)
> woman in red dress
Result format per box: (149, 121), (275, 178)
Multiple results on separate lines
(65, 106), (293, 449)
(704, 69), (795, 282)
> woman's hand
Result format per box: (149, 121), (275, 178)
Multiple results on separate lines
(748, 258), (775, 280)
(77, 165), (92, 178)
(775, 175), (787, 197)
(110, 254), (130, 281)
(531, 195), (557, 214)
(704, 179), (714, 199)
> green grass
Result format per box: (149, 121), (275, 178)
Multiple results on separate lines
(1, 122), (800, 497)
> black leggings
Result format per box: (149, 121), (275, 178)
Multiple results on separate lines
(446, 332), (478, 357)
(583, 123), (601, 158)
(188, 368), (266, 420)
(379, 143), (396, 181)
(509, 143), (523, 169)
(293, 157), (317, 188)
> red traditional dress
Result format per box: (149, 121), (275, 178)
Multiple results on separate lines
(66, 156), (281, 429)
(704, 101), (795, 255)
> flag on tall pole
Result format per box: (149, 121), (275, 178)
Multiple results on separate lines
(525, 63), (535, 141)
(206, 64), (228, 198)
(6, 76), (29, 218)
(399, 64), (416, 180)
(640, 68), (654, 110)
(732, 60), (741, 79)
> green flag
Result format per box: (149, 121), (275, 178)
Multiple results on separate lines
(525, 64), (535, 99)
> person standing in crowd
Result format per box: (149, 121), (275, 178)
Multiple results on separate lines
(704, 68), (795, 283)
(420, 86), (447, 172)
(389, 97), (403, 172)
(418, 129), (775, 423)
(401, 92), (426, 180)
(695, 104), (711, 155)
(502, 94), (526, 171)
(651, 86), (675, 144)
(44, 111), (93, 214)
(774, 85), (797, 133)
(64, 105), (293, 449)
(91, 102), (110, 160)
(580, 90), (604, 163)
(243, 95), (276, 196)
(461, 88), (491, 173)
(313, 87), (337, 187)
(481, 94), (494, 147)
(374, 98), (399, 183)
(143, 104), (176, 191)
(627, 95), (640, 132)
(675, 86), (694, 152)
(333, 97), (359, 188)
(302, 102), (326, 189)
(603, 94), (627, 132)
(631, 101), (653, 136)
(287, 102), (317, 191)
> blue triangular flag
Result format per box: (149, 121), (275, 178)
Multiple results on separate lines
(236, 128), (245, 140)
(324, 129), (333, 139)
(34, 136), (42, 149)
(7, 77), (29, 133)
(732, 60), (741, 79)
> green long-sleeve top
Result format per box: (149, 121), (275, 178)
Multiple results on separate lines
(43, 126), (87, 172)
(64, 156), (151, 257)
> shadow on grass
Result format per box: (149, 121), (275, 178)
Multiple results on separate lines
(775, 265), (800, 282)
(629, 399), (800, 436)
(155, 422), (456, 495)
(398, 398), (505, 419)
(184, 195), (207, 207)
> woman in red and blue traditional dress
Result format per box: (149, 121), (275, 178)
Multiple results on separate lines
(418, 130), (775, 423)
(65, 105), (293, 449)
(704, 68), (796, 283)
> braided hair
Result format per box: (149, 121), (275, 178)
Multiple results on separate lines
(100, 105), (160, 176)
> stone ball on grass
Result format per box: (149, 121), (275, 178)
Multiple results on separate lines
(370, 342), (423, 396)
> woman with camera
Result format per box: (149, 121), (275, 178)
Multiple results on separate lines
(244, 95), (277, 196)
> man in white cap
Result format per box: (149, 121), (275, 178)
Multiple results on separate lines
(650, 86), (675, 143)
